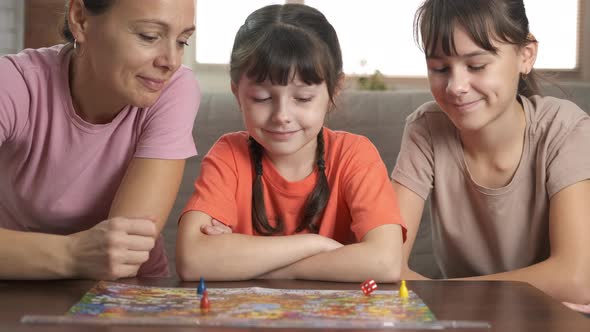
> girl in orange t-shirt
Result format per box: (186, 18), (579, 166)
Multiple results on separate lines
(176, 4), (405, 282)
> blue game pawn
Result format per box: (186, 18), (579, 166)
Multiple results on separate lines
(197, 277), (206, 295)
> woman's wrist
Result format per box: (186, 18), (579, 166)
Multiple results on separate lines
(60, 233), (80, 278)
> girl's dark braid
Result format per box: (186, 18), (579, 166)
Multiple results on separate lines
(249, 137), (283, 235)
(297, 128), (329, 233)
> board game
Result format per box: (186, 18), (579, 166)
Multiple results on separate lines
(21, 281), (489, 329)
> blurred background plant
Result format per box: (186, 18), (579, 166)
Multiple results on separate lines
(358, 70), (387, 90)
(357, 58), (387, 90)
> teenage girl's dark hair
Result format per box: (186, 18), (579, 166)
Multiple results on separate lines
(231, 4), (342, 235)
(414, 0), (540, 97)
(61, 0), (115, 43)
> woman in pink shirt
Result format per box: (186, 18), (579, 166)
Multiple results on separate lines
(0, 0), (199, 279)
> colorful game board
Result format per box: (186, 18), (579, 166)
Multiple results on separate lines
(21, 281), (488, 329)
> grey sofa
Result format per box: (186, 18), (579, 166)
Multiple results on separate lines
(164, 82), (590, 278)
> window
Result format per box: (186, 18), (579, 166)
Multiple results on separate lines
(194, 0), (582, 77)
(195, 0), (285, 64)
(526, 0), (578, 69)
(305, 0), (424, 76)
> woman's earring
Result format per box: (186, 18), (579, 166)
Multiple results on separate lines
(73, 39), (84, 57)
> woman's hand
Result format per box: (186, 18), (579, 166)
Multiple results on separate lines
(67, 217), (156, 280)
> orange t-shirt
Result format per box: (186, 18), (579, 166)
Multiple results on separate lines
(183, 128), (406, 243)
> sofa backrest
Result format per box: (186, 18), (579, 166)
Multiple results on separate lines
(191, 82), (590, 175)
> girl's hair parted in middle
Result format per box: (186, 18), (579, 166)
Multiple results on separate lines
(230, 4), (343, 235)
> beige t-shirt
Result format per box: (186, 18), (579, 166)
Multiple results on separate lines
(392, 96), (590, 278)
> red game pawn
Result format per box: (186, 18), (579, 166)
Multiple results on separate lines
(200, 290), (210, 313)
(361, 279), (378, 295)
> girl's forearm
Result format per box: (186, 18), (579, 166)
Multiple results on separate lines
(176, 232), (341, 281)
(261, 241), (402, 283)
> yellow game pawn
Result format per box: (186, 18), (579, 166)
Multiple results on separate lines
(399, 280), (409, 299)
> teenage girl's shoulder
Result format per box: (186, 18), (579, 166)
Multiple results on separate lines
(403, 101), (455, 138)
(406, 100), (447, 123)
(525, 95), (589, 132)
(399, 100), (457, 147)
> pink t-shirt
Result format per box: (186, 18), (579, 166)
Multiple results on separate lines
(0, 45), (200, 277)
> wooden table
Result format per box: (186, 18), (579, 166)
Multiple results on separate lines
(1, 278), (588, 331)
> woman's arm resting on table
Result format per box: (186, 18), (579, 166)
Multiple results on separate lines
(456, 180), (590, 307)
(0, 228), (74, 279)
(259, 224), (404, 283)
(392, 181), (429, 280)
(0, 158), (184, 280)
(90, 157), (186, 278)
(0, 217), (156, 280)
(176, 211), (343, 281)
(76, 158), (184, 279)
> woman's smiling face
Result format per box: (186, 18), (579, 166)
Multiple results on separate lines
(76, 0), (195, 108)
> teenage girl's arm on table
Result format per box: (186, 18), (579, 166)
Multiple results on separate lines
(258, 223), (403, 283)
(392, 181), (430, 281)
(176, 210), (343, 281)
(0, 158), (182, 280)
(453, 180), (590, 307)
